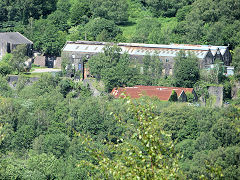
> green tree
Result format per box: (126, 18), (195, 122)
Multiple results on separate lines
(83, 18), (122, 42)
(89, 98), (183, 179)
(141, 53), (163, 85)
(232, 47), (240, 78)
(32, 133), (70, 158)
(174, 51), (200, 87)
(88, 45), (139, 91)
(0, 76), (12, 97)
(169, 90), (178, 102)
(144, 0), (194, 17)
(70, 0), (91, 26)
(132, 18), (161, 43)
(90, 0), (129, 24)
(10, 44), (28, 74)
(25, 18), (66, 56)
(0, 53), (12, 75)
(11, 125), (35, 150)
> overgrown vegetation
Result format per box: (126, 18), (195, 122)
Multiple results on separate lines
(0, 74), (239, 179)
(1, 0), (240, 179)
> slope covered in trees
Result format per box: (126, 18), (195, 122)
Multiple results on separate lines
(0, 74), (239, 179)
(1, 0), (240, 179)
(1, 0), (240, 56)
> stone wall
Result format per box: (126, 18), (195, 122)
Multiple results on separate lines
(232, 81), (240, 99)
(7, 75), (39, 88)
(34, 56), (46, 67)
(54, 57), (62, 69)
(208, 86), (223, 107)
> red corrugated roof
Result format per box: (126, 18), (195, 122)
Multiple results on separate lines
(111, 85), (194, 101)
(111, 87), (174, 101)
(134, 85), (194, 94)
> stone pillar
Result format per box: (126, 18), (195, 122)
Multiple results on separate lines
(208, 86), (223, 107)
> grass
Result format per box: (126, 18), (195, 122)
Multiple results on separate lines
(119, 18), (137, 42)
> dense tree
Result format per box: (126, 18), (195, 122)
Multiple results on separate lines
(0, 53), (12, 76)
(175, 0), (240, 46)
(132, 18), (161, 43)
(88, 45), (140, 91)
(89, 98), (183, 179)
(0, 76), (12, 97)
(24, 18), (67, 55)
(140, 53), (163, 85)
(83, 18), (122, 42)
(70, 0), (91, 26)
(232, 47), (240, 78)
(142, 0), (194, 17)
(174, 51), (200, 87)
(0, 0), (57, 24)
(0, 0), (240, 179)
(90, 0), (129, 24)
(10, 44), (28, 74)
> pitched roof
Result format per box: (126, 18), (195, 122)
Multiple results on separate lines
(134, 85), (194, 94)
(63, 40), (229, 59)
(111, 87), (176, 101)
(0, 32), (33, 44)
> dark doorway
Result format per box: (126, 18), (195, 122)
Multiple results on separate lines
(7, 43), (11, 53)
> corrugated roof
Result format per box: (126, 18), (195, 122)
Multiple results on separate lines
(111, 87), (173, 101)
(0, 32), (33, 44)
(111, 85), (194, 101)
(133, 86), (187, 98)
(63, 41), (215, 59)
(134, 85), (194, 94)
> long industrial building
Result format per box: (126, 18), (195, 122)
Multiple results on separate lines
(62, 41), (232, 79)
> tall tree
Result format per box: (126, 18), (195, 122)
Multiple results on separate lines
(232, 47), (240, 78)
(88, 45), (139, 91)
(10, 44), (28, 74)
(174, 51), (200, 87)
(90, 0), (129, 24)
(141, 53), (163, 85)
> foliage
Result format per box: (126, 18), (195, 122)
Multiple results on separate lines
(132, 18), (161, 43)
(84, 18), (122, 42)
(158, 75), (175, 87)
(174, 51), (200, 88)
(70, 0), (91, 26)
(232, 47), (240, 78)
(174, 0), (240, 46)
(0, 72), (239, 178)
(90, 98), (183, 179)
(0, 75), (12, 97)
(23, 17), (67, 56)
(143, 0), (194, 17)
(33, 133), (70, 158)
(0, 53), (13, 75)
(186, 92), (195, 103)
(90, 0), (129, 24)
(1, 0), (240, 179)
(139, 53), (163, 85)
(58, 78), (74, 97)
(169, 90), (178, 102)
(0, 0), (57, 24)
(88, 45), (140, 91)
(10, 45), (28, 74)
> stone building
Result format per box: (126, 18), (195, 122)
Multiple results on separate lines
(62, 41), (232, 79)
(0, 32), (33, 60)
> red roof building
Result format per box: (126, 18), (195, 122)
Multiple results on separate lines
(134, 85), (197, 101)
(111, 86), (190, 102)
